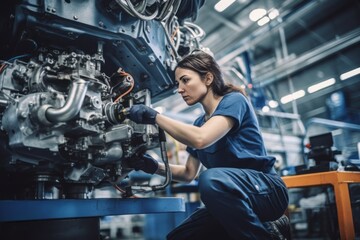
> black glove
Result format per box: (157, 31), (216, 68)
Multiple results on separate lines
(129, 104), (158, 124)
(128, 153), (159, 174)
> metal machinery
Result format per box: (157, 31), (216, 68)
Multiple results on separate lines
(0, 0), (205, 238)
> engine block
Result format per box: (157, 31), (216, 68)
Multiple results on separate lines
(0, 0), (205, 199)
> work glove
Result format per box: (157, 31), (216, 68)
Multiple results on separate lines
(127, 153), (159, 174)
(129, 104), (158, 124)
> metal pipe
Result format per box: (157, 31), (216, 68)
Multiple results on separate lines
(257, 28), (360, 86)
(46, 77), (88, 123)
(305, 118), (360, 131)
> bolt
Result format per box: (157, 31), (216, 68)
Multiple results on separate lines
(148, 54), (156, 62)
(73, 15), (78, 20)
(20, 111), (27, 118)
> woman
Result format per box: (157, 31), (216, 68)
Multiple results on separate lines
(127, 52), (289, 239)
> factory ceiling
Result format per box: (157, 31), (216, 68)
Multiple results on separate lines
(155, 0), (360, 134)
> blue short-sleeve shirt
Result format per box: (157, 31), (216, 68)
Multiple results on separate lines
(186, 92), (275, 173)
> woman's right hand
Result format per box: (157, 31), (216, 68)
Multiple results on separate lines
(128, 104), (158, 124)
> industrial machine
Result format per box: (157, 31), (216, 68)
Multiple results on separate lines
(0, 0), (206, 238)
(0, 0), (206, 200)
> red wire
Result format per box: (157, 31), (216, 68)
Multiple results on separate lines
(0, 64), (6, 73)
(114, 78), (135, 103)
(113, 70), (135, 103)
(110, 182), (139, 198)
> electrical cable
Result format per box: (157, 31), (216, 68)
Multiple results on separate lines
(164, 0), (181, 22)
(0, 53), (32, 73)
(156, 0), (175, 21)
(184, 21), (206, 41)
(110, 181), (140, 198)
(0, 64), (6, 74)
(170, 26), (179, 42)
(7, 54), (31, 62)
(161, 22), (180, 61)
(112, 69), (135, 103)
(114, 79), (134, 103)
(116, 0), (159, 21)
(174, 22), (181, 50)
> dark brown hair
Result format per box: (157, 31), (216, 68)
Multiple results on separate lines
(176, 51), (246, 96)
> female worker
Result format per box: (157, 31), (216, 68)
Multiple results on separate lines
(127, 51), (289, 239)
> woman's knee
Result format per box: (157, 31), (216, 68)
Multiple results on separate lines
(198, 169), (225, 201)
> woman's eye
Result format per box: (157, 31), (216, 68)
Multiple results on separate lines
(182, 78), (189, 84)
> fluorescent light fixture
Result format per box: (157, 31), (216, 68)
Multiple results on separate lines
(268, 100), (279, 108)
(262, 105), (270, 112)
(340, 67), (360, 80)
(249, 8), (266, 22)
(307, 78), (335, 93)
(268, 9), (279, 19)
(280, 90), (305, 104)
(257, 16), (270, 26)
(214, 0), (236, 12)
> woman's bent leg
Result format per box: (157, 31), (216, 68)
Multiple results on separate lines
(198, 168), (289, 240)
(166, 207), (232, 240)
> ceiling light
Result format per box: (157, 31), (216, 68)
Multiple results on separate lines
(307, 78), (336, 93)
(257, 16), (270, 26)
(268, 9), (279, 20)
(262, 105), (270, 112)
(280, 90), (305, 104)
(249, 8), (266, 22)
(340, 67), (360, 80)
(214, 0), (236, 12)
(268, 100), (279, 108)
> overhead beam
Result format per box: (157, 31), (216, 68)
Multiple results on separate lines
(256, 28), (360, 85)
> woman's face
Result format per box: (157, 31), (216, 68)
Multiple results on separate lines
(175, 67), (208, 106)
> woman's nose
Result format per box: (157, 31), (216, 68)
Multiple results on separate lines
(177, 86), (184, 93)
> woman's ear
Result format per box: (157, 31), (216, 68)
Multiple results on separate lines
(205, 72), (214, 86)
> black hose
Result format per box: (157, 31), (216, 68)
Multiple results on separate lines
(152, 128), (172, 191)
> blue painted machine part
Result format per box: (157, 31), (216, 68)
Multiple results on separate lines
(0, 197), (185, 222)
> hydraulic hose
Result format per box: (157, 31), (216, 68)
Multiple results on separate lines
(152, 128), (172, 191)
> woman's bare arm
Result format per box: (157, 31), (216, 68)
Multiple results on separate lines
(156, 154), (201, 183)
(155, 114), (234, 149)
